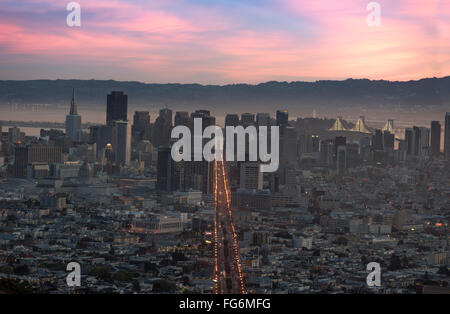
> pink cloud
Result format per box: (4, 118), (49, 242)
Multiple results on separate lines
(0, 0), (449, 83)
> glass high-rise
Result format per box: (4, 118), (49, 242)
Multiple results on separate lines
(445, 113), (450, 159)
(106, 91), (128, 125)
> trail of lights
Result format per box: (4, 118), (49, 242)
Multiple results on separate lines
(213, 161), (220, 294)
(213, 160), (246, 294)
(220, 161), (246, 294)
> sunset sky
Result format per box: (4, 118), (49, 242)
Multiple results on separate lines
(1, 0), (449, 84)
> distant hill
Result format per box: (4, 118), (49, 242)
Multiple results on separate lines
(0, 77), (449, 111)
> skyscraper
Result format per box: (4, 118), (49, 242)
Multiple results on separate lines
(276, 110), (289, 127)
(383, 131), (395, 152)
(8, 126), (21, 144)
(372, 129), (384, 151)
(106, 91), (128, 125)
(430, 121), (441, 156)
(416, 126), (430, 156)
(114, 121), (131, 165)
(65, 88), (82, 142)
(320, 139), (334, 165)
(256, 113), (270, 127)
(280, 125), (298, 164)
(225, 114), (240, 127)
(132, 111), (151, 141)
(240, 162), (263, 190)
(157, 146), (173, 191)
(311, 135), (320, 153)
(337, 145), (347, 176)
(241, 113), (255, 127)
(94, 125), (115, 159)
(152, 108), (172, 147)
(445, 113), (450, 159)
(174, 111), (191, 128)
(405, 128), (414, 155)
(191, 110), (216, 130)
(334, 136), (346, 161)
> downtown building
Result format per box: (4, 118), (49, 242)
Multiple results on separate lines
(106, 91), (128, 125)
(445, 113), (450, 159)
(430, 120), (441, 156)
(14, 145), (62, 178)
(114, 121), (131, 166)
(65, 88), (83, 142)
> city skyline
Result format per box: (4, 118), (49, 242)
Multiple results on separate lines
(0, 0), (449, 299)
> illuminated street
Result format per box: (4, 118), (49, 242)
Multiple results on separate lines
(213, 161), (246, 294)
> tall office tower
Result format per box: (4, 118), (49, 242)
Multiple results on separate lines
(412, 126), (422, 155)
(445, 113), (450, 159)
(383, 131), (395, 152)
(298, 134), (307, 154)
(65, 88), (82, 142)
(383, 131), (395, 163)
(171, 160), (185, 191)
(203, 115), (216, 128)
(114, 121), (131, 165)
(346, 142), (360, 168)
(14, 145), (62, 178)
(174, 111), (191, 128)
(430, 121), (441, 156)
(225, 114), (240, 127)
(104, 143), (114, 162)
(8, 127), (21, 144)
(337, 145), (347, 176)
(280, 126), (298, 164)
(106, 91), (128, 125)
(397, 139), (407, 161)
(256, 113), (270, 126)
(334, 136), (346, 161)
(132, 111), (151, 141)
(320, 139), (334, 165)
(372, 129), (384, 151)
(359, 136), (372, 162)
(191, 109), (216, 129)
(405, 128), (414, 155)
(95, 125), (115, 159)
(311, 135), (320, 153)
(89, 125), (99, 144)
(183, 161), (214, 194)
(156, 146), (174, 191)
(224, 114), (240, 161)
(416, 127), (430, 156)
(240, 162), (263, 190)
(276, 110), (289, 127)
(241, 113), (255, 127)
(152, 108), (173, 147)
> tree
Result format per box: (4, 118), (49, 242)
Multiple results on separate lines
(437, 266), (450, 276)
(14, 264), (29, 276)
(89, 265), (112, 282)
(152, 280), (176, 293)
